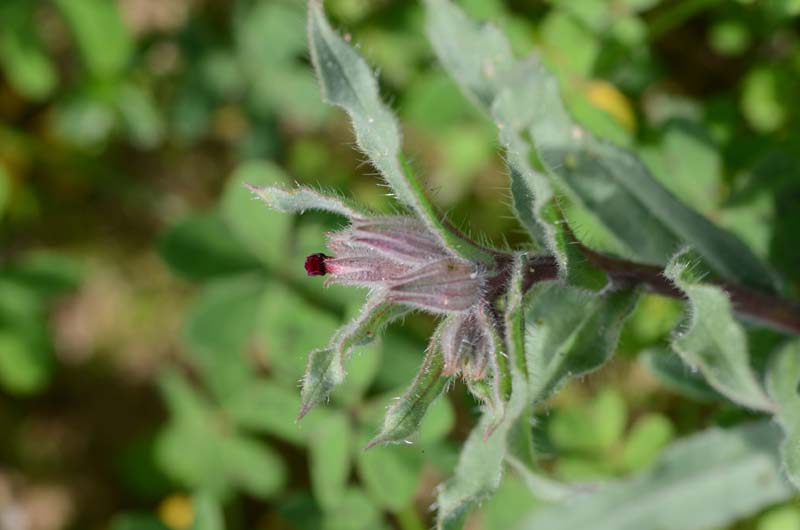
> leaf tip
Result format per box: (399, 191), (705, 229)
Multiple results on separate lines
(363, 434), (384, 451)
(296, 400), (315, 422)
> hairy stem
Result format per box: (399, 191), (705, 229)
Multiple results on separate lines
(520, 251), (800, 336)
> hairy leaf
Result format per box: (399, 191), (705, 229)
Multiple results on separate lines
(641, 349), (721, 402)
(307, 1), (492, 265)
(435, 256), (530, 527)
(495, 80), (607, 290)
(424, 0), (775, 292)
(665, 250), (772, 411)
(436, 367), (528, 529)
(525, 284), (639, 402)
(513, 422), (793, 530)
(505, 456), (575, 502)
(299, 297), (408, 418)
(766, 339), (800, 488)
(245, 184), (371, 219)
(424, 0), (514, 108)
(367, 342), (449, 448)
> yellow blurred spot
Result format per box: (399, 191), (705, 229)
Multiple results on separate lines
(584, 80), (637, 133)
(159, 494), (194, 530)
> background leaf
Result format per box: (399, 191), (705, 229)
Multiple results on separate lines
(310, 412), (352, 510)
(52, 0), (133, 78)
(514, 422), (794, 530)
(766, 340), (800, 488)
(221, 161), (292, 268)
(159, 211), (261, 280)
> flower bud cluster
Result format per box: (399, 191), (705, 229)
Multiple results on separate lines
(308, 214), (497, 380)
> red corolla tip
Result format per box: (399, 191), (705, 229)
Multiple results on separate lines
(305, 253), (330, 276)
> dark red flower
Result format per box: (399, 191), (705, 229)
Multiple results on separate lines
(305, 253), (329, 276)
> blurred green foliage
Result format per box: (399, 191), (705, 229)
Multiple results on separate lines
(0, 0), (798, 529)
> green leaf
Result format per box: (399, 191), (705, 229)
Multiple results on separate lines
(299, 297), (408, 418)
(310, 412), (352, 510)
(416, 392), (455, 445)
(436, 256), (530, 529)
(246, 184), (371, 219)
(620, 414), (675, 472)
(322, 488), (385, 530)
(182, 275), (263, 400)
(478, 474), (539, 530)
(665, 250), (772, 412)
(505, 457), (574, 502)
(307, 1), (492, 265)
(435, 254), (629, 527)
(156, 373), (287, 498)
(742, 68), (787, 134)
(331, 330), (382, 406)
(549, 389), (627, 455)
(235, 1), (327, 127)
(219, 434), (287, 499)
(424, 0), (514, 108)
(222, 380), (328, 445)
(300, 347), (341, 418)
(116, 84), (165, 149)
(540, 11), (598, 77)
(156, 375), (229, 494)
(642, 120), (721, 216)
(527, 78), (775, 291)
(109, 514), (170, 530)
(641, 349), (721, 402)
(158, 211), (261, 280)
(513, 422), (794, 530)
(0, 164), (8, 216)
(221, 161), (292, 269)
(0, 330), (51, 395)
(425, 0), (776, 292)
(0, 251), (83, 300)
(757, 506), (800, 530)
(192, 492), (225, 530)
(356, 431), (421, 512)
(0, 2), (56, 99)
(493, 69), (607, 290)
(367, 343), (449, 448)
(52, 0), (133, 78)
(766, 339), (800, 489)
(525, 284), (639, 402)
(435, 367), (527, 529)
(256, 283), (340, 385)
